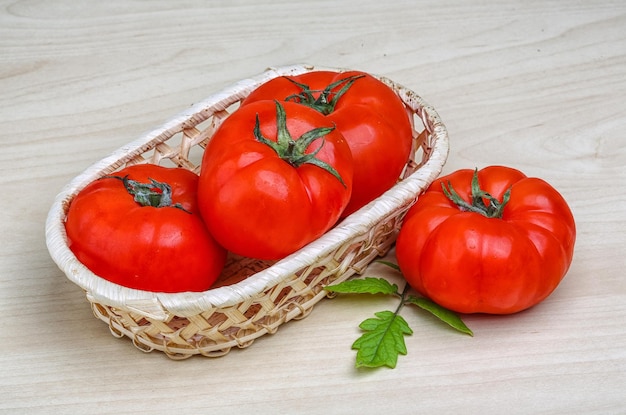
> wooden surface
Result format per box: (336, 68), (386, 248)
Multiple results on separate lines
(1, 1), (625, 413)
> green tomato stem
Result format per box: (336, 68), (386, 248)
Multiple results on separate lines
(283, 74), (365, 115)
(441, 168), (510, 219)
(254, 100), (346, 187)
(103, 174), (190, 213)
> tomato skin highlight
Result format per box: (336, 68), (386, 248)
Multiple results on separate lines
(395, 166), (576, 314)
(65, 164), (227, 293)
(242, 70), (413, 216)
(198, 100), (354, 260)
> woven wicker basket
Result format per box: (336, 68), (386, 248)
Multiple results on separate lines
(45, 64), (449, 359)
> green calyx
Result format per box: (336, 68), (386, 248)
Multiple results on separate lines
(254, 101), (346, 187)
(103, 174), (190, 213)
(284, 74), (365, 115)
(441, 168), (510, 219)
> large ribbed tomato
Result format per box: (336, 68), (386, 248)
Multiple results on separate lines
(65, 164), (227, 293)
(395, 166), (576, 314)
(197, 100), (353, 260)
(241, 70), (413, 216)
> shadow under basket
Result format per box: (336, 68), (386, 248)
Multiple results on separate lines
(45, 64), (449, 359)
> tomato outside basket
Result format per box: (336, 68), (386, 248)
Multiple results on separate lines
(45, 64), (449, 359)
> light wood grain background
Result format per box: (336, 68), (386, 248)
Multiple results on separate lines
(1, 1), (624, 414)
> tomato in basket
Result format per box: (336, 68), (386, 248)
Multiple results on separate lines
(241, 70), (413, 216)
(198, 100), (354, 260)
(395, 166), (576, 314)
(65, 164), (227, 293)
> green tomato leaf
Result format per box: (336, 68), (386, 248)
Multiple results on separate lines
(352, 311), (413, 369)
(408, 296), (474, 336)
(325, 277), (398, 295)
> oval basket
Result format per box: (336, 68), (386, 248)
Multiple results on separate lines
(45, 64), (449, 359)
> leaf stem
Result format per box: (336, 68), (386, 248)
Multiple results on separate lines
(394, 283), (411, 315)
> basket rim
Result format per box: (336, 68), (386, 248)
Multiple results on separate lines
(45, 64), (449, 320)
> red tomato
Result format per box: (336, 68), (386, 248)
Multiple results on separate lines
(395, 166), (576, 314)
(65, 164), (227, 293)
(242, 70), (413, 216)
(198, 100), (354, 260)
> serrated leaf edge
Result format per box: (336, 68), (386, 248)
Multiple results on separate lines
(352, 311), (413, 369)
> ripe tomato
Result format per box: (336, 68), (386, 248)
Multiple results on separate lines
(65, 164), (227, 293)
(198, 100), (354, 260)
(395, 166), (576, 314)
(241, 70), (413, 216)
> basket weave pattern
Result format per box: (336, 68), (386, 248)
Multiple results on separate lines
(46, 65), (449, 359)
